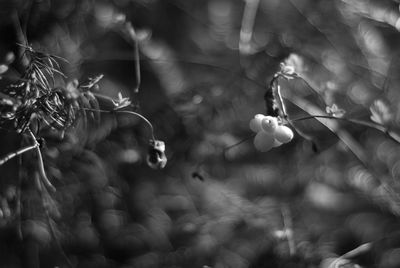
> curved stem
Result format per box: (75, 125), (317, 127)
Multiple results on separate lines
(81, 108), (155, 141)
(27, 129), (56, 192)
(0, 143), (37, 166)
(292, 115), (400, 144)
(115, 110), (155, 141)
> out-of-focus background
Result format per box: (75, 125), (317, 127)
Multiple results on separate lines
(1, 0), (400, 267)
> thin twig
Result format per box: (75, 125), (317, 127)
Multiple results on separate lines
(80, 107), (155, 141)
(0, 143), (37, 165)
(286, 94), (370, 165)
(292, 115), (400, 144)
(27, 129), (56, 192)
(116, 110), (155, 140)
(276, 71), (400, 145)
(223, 133), (255, 154)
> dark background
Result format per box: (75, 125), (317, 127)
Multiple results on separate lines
(1, 0), (400, 267)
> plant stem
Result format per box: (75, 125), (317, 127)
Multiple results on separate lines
(81, 107), (155, 141)
(223, 133), (255, 153)
(0, 143), (37, 165)
(116, 110), (155, 141)
(292, 115), (400, 144)
(27, 129), (56, 192)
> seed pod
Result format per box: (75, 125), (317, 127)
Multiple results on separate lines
(146, 140), (167, 169)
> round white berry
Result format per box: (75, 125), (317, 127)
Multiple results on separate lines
(249, 114), (265, 132)
(274, 125), (294, 143)
(261, 116), (278, 133)
(254, 131), (274, 152)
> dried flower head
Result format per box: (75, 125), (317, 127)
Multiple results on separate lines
(146, 139), (167, 169)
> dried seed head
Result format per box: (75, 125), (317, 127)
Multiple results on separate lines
(146, 140), (167, 169)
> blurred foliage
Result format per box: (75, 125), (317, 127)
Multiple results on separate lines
(1, 0), (400, 267)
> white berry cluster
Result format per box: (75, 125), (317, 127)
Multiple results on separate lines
(249, 114), (294, 152)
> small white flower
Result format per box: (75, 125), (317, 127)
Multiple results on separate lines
(112, 92), (132, 110)
(370, 99), (392, 125)
(326, 104), (345, 118)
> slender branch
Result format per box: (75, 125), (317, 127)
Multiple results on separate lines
(115, 110), (155, 140)
(285, 94), (370, 166)
(27, 129), (56, 192)
(80, 107), (155, 141)
(292, 115), (400, 144)
(0, 143), (37, 165)
(275, 71), (400, 145)
(223, 133), (255, 153)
